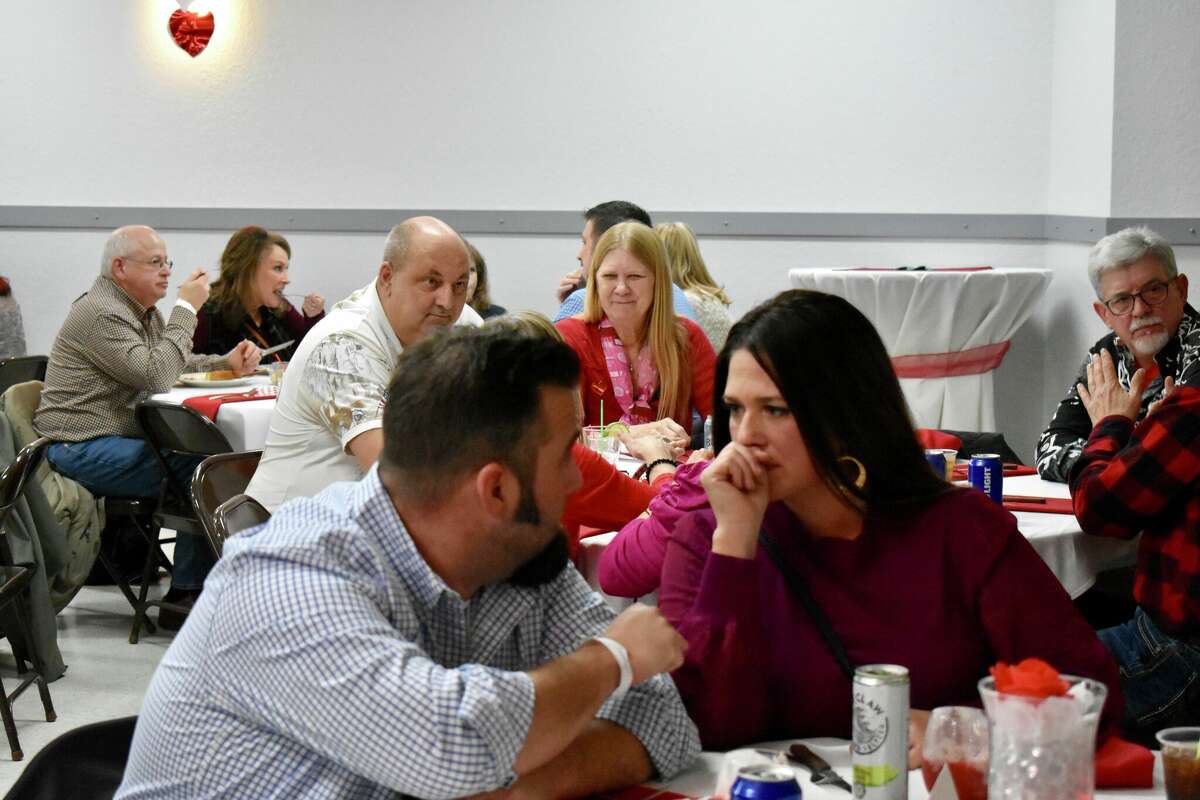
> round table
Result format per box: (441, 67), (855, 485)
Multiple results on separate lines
(150, 377), (276, 451)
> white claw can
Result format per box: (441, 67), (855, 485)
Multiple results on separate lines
(852, 664), (909, 799)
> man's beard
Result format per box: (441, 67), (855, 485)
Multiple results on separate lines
(1129, 315), (1169, 356)
(507, 485), (569, 588)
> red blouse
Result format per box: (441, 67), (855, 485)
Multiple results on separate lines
(555, 316), (716, 431)
(561, 443), (672, 556)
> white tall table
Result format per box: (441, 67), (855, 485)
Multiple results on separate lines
(788, 268), (1052, 431)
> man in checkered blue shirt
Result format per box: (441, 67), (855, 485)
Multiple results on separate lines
(118, 327), (700, 799)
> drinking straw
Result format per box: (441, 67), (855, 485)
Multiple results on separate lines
(600, 399), (605, 435)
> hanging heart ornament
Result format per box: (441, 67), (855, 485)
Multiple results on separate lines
(169, 9), (215, 57)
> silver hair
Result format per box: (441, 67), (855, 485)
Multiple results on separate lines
(99, 228), (142, 277)
(1087, 226), (1177, 297)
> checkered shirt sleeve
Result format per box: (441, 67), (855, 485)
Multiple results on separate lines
(1070, 387), (1200, 632)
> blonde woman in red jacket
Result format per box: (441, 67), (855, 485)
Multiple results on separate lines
(556, 222), (716, 458)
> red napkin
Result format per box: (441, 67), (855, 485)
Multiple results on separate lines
(596, 788), (691, 800)
(183, 389), (276, 422)
(1094, 735), (1154, 789)
(916, 428), (963, 451)
(951, 463), (1037, 481)
(1001, 496), (1075, 515)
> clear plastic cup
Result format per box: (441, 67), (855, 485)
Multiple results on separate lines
(581, 425), (620, 465)
(266, 361), (286, 387)
(1157, 727), (1200, 800)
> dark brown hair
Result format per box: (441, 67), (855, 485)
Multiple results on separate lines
(713, 289), (950, 515)
(209, 227), (292, 327)
(465, 239), (492, 314)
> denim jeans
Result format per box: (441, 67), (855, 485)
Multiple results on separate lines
(1099, 607), (1200, 740)
(47, 437), (214, 591)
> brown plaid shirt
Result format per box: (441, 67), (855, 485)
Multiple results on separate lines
(34, 276), (226, 441)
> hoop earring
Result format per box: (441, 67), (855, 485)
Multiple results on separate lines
(838, 455), (867, 490)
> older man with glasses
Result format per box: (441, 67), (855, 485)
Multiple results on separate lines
(1035, 226), (1196, 483)
(34, 225), (260, 627)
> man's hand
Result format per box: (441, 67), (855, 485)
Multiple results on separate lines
(908, 709), (931, 769)
(1147, 375), (1177, 417)
(619, 431), (674, 465)
(702, 442), (770, 559)
(226, 340), (261, 375)
(302, 292), (325, 317)
(602, 604), (687, 685)
(556, 269), (583, 304)
(178, 268), (211, 309)
(1076, 350), (1145, 425)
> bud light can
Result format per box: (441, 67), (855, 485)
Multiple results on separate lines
(924, 449), (947, 481)
(853, 664), (909, 800)
(968, 453), (1003, 504)
(732, 765), (803, 800)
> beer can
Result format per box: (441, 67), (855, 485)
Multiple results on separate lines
(853, 664), (909, 800)
(731, 765), (803, 800)
(924, 449), (946, 480)
(968, 453), (1003, 504)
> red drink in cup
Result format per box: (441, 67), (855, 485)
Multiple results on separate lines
(922, 759), (987, 800)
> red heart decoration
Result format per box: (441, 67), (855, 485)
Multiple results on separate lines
(168, 9), (215, 58)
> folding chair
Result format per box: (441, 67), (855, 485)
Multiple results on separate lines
(213, 494), (271, 544)
(190, 451), (262, 557)
(0, 438), (57, 760)
(1, 715), (136, 799)
(0, 358), (47, 399)
(128, 400), (233, 643)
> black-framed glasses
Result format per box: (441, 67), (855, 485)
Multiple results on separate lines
(123, 256), (174, 272)
(1102, 280), (1171, 315)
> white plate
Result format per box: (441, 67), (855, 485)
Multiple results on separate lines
(178, 374), (257, 389)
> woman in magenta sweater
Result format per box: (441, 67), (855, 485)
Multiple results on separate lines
(556, 222), (716, 455)
(658, 290), (1122, 761)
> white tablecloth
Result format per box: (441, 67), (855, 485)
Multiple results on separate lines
(787, 268), (1052, 431)
(151, 377), (276, 452)
(657, 740), (1164, 799)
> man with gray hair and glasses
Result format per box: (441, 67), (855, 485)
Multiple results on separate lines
(1035, 226), (1197, 482)
(35, 225), (260, 625)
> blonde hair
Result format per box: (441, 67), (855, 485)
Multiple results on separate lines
(655, 222), (731, 306)
(584, 222), (691, 422)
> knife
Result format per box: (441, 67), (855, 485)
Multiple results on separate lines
(787, 744), (853, 793)
(258, 340), (295, 357)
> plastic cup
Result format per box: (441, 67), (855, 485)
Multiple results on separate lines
(266, 361), (286, 387)
(582, 425), (620, 465)
(1158, 728), (1200, 800)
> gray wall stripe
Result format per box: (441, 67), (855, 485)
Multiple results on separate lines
(2, 206), (1199, 244)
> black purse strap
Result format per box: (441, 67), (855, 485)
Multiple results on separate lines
(757, 530), (856, 681)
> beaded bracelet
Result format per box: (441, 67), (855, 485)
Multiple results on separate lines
(643, 458), (679, 482)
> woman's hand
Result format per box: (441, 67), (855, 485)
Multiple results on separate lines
(908, 709), (931, 769)
(302, 292), (325, 318)
(628, 419), (689, 457)
(702, 442), (770, 559)
(620, 431), (674, 465)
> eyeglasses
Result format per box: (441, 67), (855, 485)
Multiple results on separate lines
(1102, 280), (1171, 315)
(123, 256), (174, 272)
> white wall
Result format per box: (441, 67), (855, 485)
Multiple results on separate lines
(1111, 0), (1200, 216)
(2, 1), (1055, 212)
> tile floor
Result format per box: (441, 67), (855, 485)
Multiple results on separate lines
(0, 585), (170, 793)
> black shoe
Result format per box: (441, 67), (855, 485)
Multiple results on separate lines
(157, 590), (198, 632)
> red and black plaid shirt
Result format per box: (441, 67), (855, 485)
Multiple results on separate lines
(1070, 387), (1200, 636)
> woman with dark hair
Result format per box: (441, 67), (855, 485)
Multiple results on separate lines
(658, 289), (1121, 758)
(0, 277), (27, 358)
(464, 239), (507, 319)
(193, 226), (326, 362)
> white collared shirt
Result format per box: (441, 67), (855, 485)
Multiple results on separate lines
(246, 280), (482, 510)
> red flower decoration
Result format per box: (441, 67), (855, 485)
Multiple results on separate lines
(990, 658), (1070, 699)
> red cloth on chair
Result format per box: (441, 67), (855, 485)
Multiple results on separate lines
(1094, 735), (1154, 788)
(182, 390), (276, 422)
(915, 428), (962, 451)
